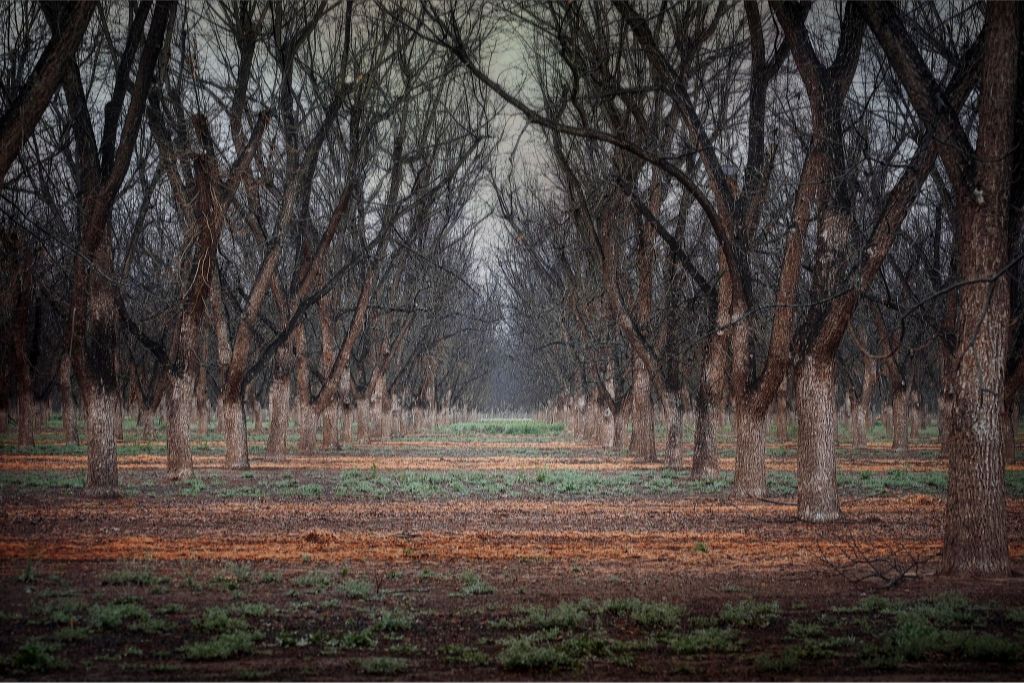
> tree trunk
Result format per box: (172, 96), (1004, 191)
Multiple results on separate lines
(17, 390), (34, 448)
(295, 328), (317, 453)
(773, 395), (788, 443)
(266, 374), (290, 460)
(222, 397), (249, 469)
(84, 384), (118, 494)
(356, 397), (369, 443)
(251, 399), (264, 435)
(166, 373), (193, 479)
(629, 359), (657, 462)
(940, 1), (1016, 576)
(692, 398), (719, 480)
(321, 402), (338, 450)
(891, 385), (910, 457)
(195, 357), (208, 439)
(139, 409), (155, 443)
(665, 396), (684, 469)
(796, 354), (840, 522)
(611, 406), (624, 450)
(851, 400), (867, 452)
(341, 402), (352, 443)
(298, 406), (318, 454)
(733, 403), (767, 498)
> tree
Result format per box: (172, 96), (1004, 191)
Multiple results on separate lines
(865, 0), (1020, 575)
(48, 1), (176, 492)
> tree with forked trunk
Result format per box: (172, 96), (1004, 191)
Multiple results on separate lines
(47, 1), (176, 493)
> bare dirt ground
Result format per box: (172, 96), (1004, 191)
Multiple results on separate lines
(1, 422), (1023, 680)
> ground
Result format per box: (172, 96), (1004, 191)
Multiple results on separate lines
(1, 418), (1023, 680)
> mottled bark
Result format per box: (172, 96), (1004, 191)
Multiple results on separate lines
(796, 355), (840, 521)
(251, 399), (264, 435)
(266, 372), (290, 460)
(938, 3), (1017, 576)
(356, 397), (369, 443)
(295, 328), (317, 453)
(139, 409), (155, 443)
(84, 385), (118, 494)
(733, 405), (767, 498)
(601, 406), (615, 449)
(222, 398), (248, 469)
(891, 385), (910, 457)
(692, 398), (719, 480)
(341, 402), (353, 443)
(321, 402), (339, 450)
(665, 396), (685, 469)
(166, 373), (193, 479)
(629, 359), (657, 462)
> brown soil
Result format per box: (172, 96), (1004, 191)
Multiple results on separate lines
(1, 433), (1022, 681)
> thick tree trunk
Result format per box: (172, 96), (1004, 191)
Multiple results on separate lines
(84, 385), (118, 494)
(59, 354), (78, 444)
(940, 2), (1016, 577)
(692, 398), (719, 480)
(266, 374), (290, 460)
(195, 359), (208, 439)
(733, 403), (767, 497)
(166, 373), (193, 479)
(773, 395), (788, 443)
(796, 355), (840, 522)
(891, 385), (910, 457)
(851, 400), (867, 452)
(356, 397), (369, 443)
(600, 406), (614, 448)
(665, 395), (684, 469)
(295, 328), (317, 453)
(629, 360), (657, 462)
(298, 406), (318, 454)
(17, 391), (34, 448)
(341, 403), (353, 443)
(321, 402), (338, 450)
(251, 399), (263, 435)
(222, 397), (249, 469)
(612, 407), (624, 450)
(139, 409), (155, 443)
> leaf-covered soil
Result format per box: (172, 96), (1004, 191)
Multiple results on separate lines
(1, 420), (1022, 680)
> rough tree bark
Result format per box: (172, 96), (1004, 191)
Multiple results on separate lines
(266, 346), (292, 460)
(867, 0), (1018, 575)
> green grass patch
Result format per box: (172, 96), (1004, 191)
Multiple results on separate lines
(441, 419), (564, 436)
(340, 578), (374, 600)
(182, 628), (264, 660)
(358, 656), (409, 675)
(3, 639), (64, 674)
(88, 601), (168, 634)
(458, 571), (494, 596)
(718, 599), (780, 628)
(665, 627), (741, 654)
(0, 471), (85, 490)
(102, 564), (169, 587)
(519, 601), (593, 630)
(440, 644), (490, 666)
(601, 598), (684, 628)
(496, 634), (575, 672)
(375, 608), (416, 632)
(195, 606), (248, 633)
